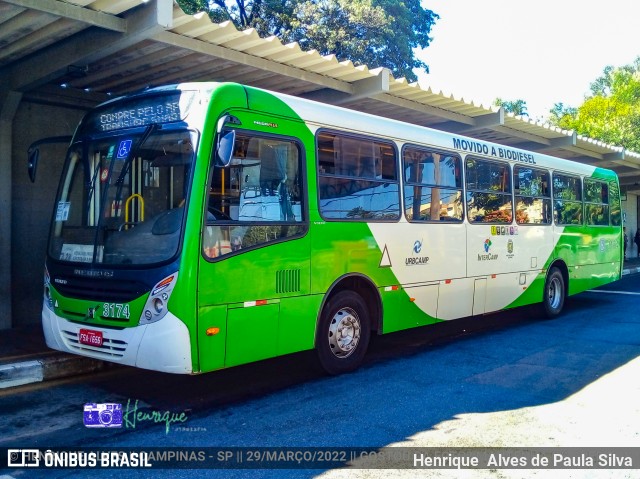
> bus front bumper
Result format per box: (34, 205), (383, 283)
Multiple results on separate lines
(42, 307), (193, 374)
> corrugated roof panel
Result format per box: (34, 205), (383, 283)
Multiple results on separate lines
(334, 66), (377, 82)
(221, 31), (271, 52)
(243, 35), (288, 57)
(171, 15), (219, 37)
(193, 21), (248, 44)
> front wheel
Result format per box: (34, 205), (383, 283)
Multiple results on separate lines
(315, 291), (371, 375)
(543, 267), (565, 318)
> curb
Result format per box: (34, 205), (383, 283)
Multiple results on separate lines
(0, 354), (108, 389)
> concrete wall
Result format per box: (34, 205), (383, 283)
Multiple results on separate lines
(11, 101), (86, 327)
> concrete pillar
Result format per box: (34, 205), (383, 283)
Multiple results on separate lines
(0, 87), (23, 329)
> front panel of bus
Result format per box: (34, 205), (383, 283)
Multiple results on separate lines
(42, 87), (209, 373)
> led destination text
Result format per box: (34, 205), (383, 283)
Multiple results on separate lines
(99, 101), (181, 132)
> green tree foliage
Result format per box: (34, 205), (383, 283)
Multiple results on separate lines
(548, 102), (577, 127)
(493, 98), (528, 117)
(549, 57), (640, 152)
(175, 0), (438, 82)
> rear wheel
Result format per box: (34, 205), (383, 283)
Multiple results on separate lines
(543, 267), (565, 318)
(315, 291), (370, 375)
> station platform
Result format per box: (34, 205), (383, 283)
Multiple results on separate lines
(2, 258), (639, 389)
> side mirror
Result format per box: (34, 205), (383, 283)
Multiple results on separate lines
(28, 147), (40, 183)
(214, 114), (240, 168)
(216, 130), (236, 167)
(26, 135), (72, 183)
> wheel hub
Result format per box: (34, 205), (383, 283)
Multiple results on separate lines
(328, 307), (361, 358)
(548, 276), (562, 309)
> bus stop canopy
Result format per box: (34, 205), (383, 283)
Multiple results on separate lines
(2, 0), (640, 193)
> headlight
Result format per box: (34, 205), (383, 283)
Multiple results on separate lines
(139, 273), (178, 324)
(44, 266), (54, 311)
(152, 297), (164, 314)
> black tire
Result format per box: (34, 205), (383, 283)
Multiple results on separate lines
(543, 267), (565, 318)
(315, 291), (371, 375)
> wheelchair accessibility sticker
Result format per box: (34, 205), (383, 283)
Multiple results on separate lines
(117, 139), (132, 159)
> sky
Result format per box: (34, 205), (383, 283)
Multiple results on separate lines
(415, 0), (640, 121)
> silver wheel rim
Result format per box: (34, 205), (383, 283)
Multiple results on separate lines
(328, 307), (361, 358)
(548, 276), (562, 310)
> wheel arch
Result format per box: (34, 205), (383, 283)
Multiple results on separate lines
(315, 273), (382, 347)
(548, 259), (569, 297)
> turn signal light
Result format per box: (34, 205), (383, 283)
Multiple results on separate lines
(206, 327), (220, 336)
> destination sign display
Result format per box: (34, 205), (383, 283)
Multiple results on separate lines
(79, 91), (195, 135)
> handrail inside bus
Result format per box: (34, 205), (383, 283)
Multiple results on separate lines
(124, 193), (144, 227)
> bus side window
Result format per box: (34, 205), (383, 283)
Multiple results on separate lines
(584, 178), (609, 226)
(553, 173), (583, 225)
(609, 180), (621, 226)
(316, 131), (400, 221)
(465, 158), (512, 224)
(514, 166), (552, 225)
(402, 146), (463, 222)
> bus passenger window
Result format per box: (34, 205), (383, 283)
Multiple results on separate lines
(514, 166), (551, 225)
(584, 178), (609, 226)
(465, 158), (512, 224)
(609, 180), (621, 226)
(553, 173), (582, 225)
(402, 146), (463, 222)
(316, 131), (400, 221)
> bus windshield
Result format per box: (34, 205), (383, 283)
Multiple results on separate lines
(48, 127), (196, 266)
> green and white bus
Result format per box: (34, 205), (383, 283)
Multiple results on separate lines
(34, 82), (622, 375)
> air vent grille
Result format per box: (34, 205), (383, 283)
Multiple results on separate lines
(276, 269), (301, 294)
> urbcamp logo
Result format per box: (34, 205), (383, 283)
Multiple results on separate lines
(406, 239), (429, 266)
(478, 239), (498, 261)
